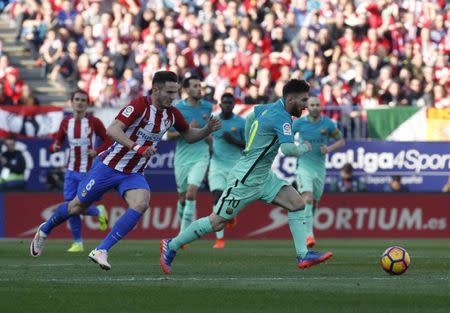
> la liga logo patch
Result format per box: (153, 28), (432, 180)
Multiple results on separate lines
(283, 123), (292, 135)
(122, 106), (134, 118)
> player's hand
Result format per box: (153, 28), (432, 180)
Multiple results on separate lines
(300, 141), (312, 152)
(88, 149), (97, 158)
(132, 144), (157, 158)
(207, 116), (221, 133)
(320, 145), (329, 154)
(190, 119), (199, 128)
(51, 143), (61, 152)
(222, 131), (233, 142)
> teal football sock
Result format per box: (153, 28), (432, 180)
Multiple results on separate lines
(288, 209), (308, 258)
(169, 216), (213, 251)
(177, 201), (184, 219)
(304, 203), (314, 237)
(215, 229), (224, 239)
(180, 200), (195, 232)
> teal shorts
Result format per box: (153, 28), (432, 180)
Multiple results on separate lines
(208, 163), (229, 192)
(214, 172), (289, 219)
(174, 155), (209, 193)
(296, 168), (325, 201)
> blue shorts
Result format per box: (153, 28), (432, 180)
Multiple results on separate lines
(64, 170), (86, 201)
(76, 161), (150, 204)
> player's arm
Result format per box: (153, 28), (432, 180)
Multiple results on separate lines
(280, 142), (312, 157)
(180, 116), (221, 143)
(92, 117), (113, 156)
(49, 118), (67, 152)
(107, 120), (156, 158)
(222, 131), (245, 149)
(108, 100), (156, 158)
(275, 115), (311, 157)
(166, 130), (181, 140)
(321, 129), (345, 154)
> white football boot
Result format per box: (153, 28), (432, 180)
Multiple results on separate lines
(30, 223), (47, 257)
(88, 249), (111, 270)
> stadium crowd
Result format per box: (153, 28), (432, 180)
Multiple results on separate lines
(0, 0), (449, 112)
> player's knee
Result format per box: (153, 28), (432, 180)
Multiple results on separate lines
(302, 193), (313, 205)
(186, 185), (198, 200)
(133, 202), (149, 213)
(209, 214), (227, 231)
(290, 197), (305, 211)
(68, 198), (86, 215)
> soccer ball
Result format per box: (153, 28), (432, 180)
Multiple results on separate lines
(380, 246), (410, 275)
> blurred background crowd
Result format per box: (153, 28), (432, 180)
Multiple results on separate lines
(0, 0), (449, 111)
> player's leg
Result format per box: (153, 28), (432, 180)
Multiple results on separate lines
(301, 191), (315, 248)
(208, 165), (227, 248)
(89, 173), (150, 270)
(295, 172), (315, 247)
(309, 175), (325, 247)
(267, 175), (332, 269)
(176, 192), (186, 219)
(181, 156), (209, 232)
(161, 179), (255, 274)
(64, 171), (87, 252)
(30, 196), (92, 257)
(174, 164), (189, 231)
(211, 189), (225, 248)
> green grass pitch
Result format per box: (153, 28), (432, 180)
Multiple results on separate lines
(1, 239), (449, 313)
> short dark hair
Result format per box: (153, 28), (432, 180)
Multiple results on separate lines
(153, 71), (179, 87)
(182, 75), (200, 89)
(282, 79), (310, 98)
(342, 163), (353, 173)
(392, 175), (401, 182)
(221, 92), (234, 101)
(70, 89), (88, 101)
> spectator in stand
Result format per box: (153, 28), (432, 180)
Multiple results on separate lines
(3, 67), (24, 104)
(49, 40), (79, 86)
(381, 80), (408, 106)
(56, 0), (77, 28)
(4, 0), (449, 120)
(433, 84), (450, 109)
(39, 29), (63, 78)
(0, 137), (26, 191)
(244, 83), (269, 105)
(85, 60), (118, 107)
(0, 83), (14, 105)
(406, 78), (426, 107)
(330, 163), (365, 193)
(75, 53), (94, 90)
(384, 175), (409, 193)
(16, 83), (39, 106)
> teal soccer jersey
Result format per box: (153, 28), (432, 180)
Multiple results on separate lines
(174, 99), (213, 166)
(211, 114), (245, 169)
(292, 115), (338, 176)
(208, 113), (245, 191)
(232, 99), (294, 186)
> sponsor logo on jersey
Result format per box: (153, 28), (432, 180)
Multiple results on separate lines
(122, 106), (134, 118)
(137, 128), (163, 142)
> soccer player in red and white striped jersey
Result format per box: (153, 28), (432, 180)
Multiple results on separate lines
(31, 71), (221, 270)
(50, 90), (111, 252)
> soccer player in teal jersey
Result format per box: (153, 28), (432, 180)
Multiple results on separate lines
(292, 97), (345, 248)
(208, 93), (245, 249)
(161, 79), (334, 274)
(167, 76), (213, 236)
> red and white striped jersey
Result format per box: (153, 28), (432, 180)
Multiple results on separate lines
(101, 95), (189, 173)
(52, 115), (111, 173)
